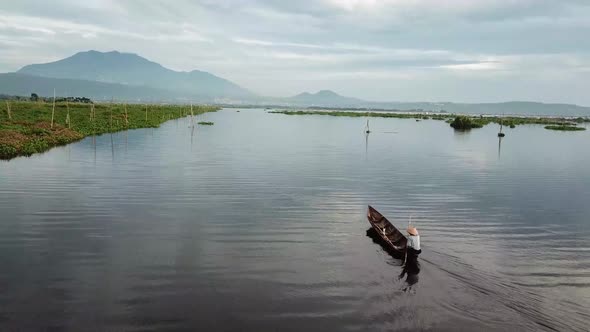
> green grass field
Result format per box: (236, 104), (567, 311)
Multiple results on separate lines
(1, 101), (218, 159)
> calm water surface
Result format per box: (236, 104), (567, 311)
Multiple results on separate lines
(1, 109), (589, 331)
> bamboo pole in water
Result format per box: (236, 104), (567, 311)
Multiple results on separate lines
(190, 103), (195, 127)
(145, 104), (148, 122)
(51, 89), (56, 129)
(90, 103), (95, 136)
(124, 103), (129, 127)
(109, 97), (114, 129)
(90, 103), (95, 121)
(65, 99), (71, 128)
(5, 101), (11, 120)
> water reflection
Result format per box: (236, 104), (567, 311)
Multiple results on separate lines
(364, 132), (369, 160)
(365, 228), (405, 262)
(366, 228), (421, 290)
(191, 124), (195, 151)
(498, 136), (503, 159)
(110, 132), (114, 160)
(453, 129), (470, 141)
(399, 260), (421, 291)
(92, 135), (96, 164)
(1, 109), (589, 331)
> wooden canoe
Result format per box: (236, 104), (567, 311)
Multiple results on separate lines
(367, 205), (407, 253)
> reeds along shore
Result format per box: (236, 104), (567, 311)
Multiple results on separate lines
(0, 101), (219, 160)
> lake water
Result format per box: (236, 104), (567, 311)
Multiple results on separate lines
(1, 109), (589, 331)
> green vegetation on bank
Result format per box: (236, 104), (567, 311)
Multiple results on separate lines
(449, 116), (484, 130)
(544, 125), (586, 131)
(270, 110), (590, 131)
(1, 100), (218, 159)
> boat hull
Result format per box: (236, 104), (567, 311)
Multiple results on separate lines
(367, 205), (407, 254)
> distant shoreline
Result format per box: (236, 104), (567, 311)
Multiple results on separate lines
(269, 109), (590, 130)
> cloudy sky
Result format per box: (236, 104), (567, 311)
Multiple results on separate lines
(1, 0), (589, 104)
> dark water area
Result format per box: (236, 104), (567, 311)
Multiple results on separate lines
(1, 109), (589, 331)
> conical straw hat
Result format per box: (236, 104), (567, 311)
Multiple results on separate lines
(407, 227), (418, 236)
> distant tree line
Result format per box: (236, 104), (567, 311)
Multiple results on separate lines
(0, 94), (30, 101)
(0, 93), (93, 104)
(305, 106), (449, 113)
(53, 96), (93, 103)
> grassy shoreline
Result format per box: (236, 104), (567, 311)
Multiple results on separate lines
(270, 110), (590, 129)
(544, 125), (586, 131)
(1, 101), (218, 160)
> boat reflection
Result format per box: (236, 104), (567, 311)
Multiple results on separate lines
(366, 228), (404, 260)
(366, 228), (421, 289)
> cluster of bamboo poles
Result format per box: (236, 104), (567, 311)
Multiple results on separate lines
(13, 91), (197, 130)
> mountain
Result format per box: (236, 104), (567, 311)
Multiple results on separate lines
(0, 73), (178, 101)
(288, 90), (365, 107)
(17, 50), (253, 99)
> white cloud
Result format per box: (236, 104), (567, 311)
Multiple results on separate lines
(326, 0), (382, 11)
(440, 62), (502, 71)
(232, 37), (322, 49)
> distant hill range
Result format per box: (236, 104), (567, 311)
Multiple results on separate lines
(270, 90), (590, 116)
(287, 90), (364, 106)
(12, 50), (253, 102)
(0, 50), (589, 116)
(0, 73), (175, 102)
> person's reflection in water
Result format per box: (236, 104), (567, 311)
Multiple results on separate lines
(399, 226), (421, 292)
(365, 227), (422, 292)
(399, 258), (420, 292)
